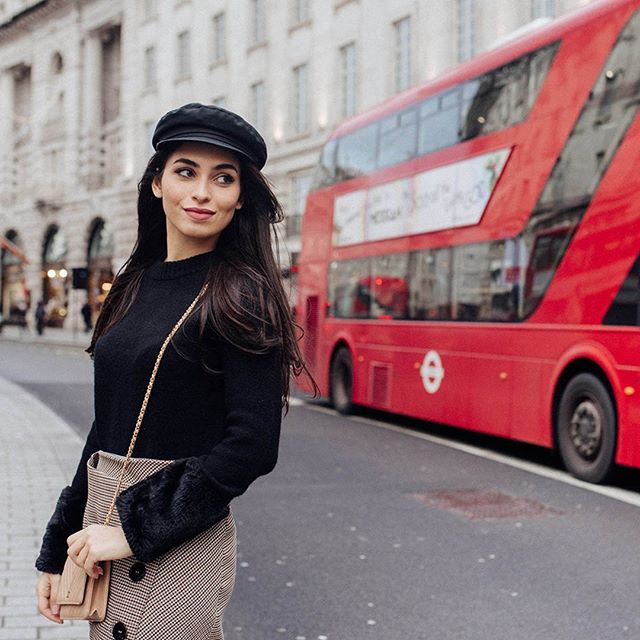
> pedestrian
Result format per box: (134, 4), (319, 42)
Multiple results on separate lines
(17, 299), (29, 334)
(34, 103), (316, 638)
(34, 299), (47, 335)
(81, 300), (92, 332)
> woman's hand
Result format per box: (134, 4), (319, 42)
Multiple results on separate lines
(36, 572), (63, 624)
(67, 525), (133, 578)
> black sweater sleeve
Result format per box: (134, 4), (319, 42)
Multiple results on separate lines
(35, 420), (101, 574)
(115, 339), (283, 563)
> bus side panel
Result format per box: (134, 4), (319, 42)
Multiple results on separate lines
(531, 114), (640, 325)
(548, 337), (640, 467)
(616, 364), (640, 467)
(296, 260), (329, 396)
(297, 189), (336, 396)
(343, 323), (516, 438)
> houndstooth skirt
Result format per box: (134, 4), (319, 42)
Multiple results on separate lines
(83, 450), (237, 640)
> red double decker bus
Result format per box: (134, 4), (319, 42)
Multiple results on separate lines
(296, 0), (640, 483)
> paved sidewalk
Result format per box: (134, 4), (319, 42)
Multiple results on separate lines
(0, 375), (89, 639)
(0, 325), (90, 350)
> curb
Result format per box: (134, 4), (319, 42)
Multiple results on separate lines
(0, 335), (88, 351)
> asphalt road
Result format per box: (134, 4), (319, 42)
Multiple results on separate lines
(2, 341), (639, 640)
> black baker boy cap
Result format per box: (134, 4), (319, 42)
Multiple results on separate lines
(152, 102), (268, 170)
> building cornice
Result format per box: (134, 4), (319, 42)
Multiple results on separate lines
(0, 0), (67, 42)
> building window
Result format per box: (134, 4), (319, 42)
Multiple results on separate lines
(292, 63), (309, 134)
(291, 0), (310, 25)
(287, 173), (312, 236)
(101, 27), (121, 125)
(393, 16), (411, 93)
(212, 95), (226, 108)
(340, 42), (357, 118)
(144, 46), (156, 89)
(177, 30), (191, 79)
(457, 0), (475, 63)
(211, 12), (226, 62)
(12, 64), (32, 145)
(143, 0), (157, 18)
(45, 147), (63, 191)
(251, 0), (266, 45)
(531, 0), (555, 19)
(50, 52), (64, 74)
(251, 81), (266, 133)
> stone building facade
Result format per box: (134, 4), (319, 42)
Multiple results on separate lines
(0, 0), (595, 328)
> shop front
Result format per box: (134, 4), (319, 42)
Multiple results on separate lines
(87, 219), (114, 321)
(0, 231), (30, 326)
(42, 225), (69, 327)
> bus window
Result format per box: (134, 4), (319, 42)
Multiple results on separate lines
(335, 123), (379, 182)
(459, 44), (558, 141)
(408, 248), (452, 320)
(452, 243), (492, 321)
(604, 254), (640, 326)
(460, 48), (554, 141)
(418, 88), (461, 155)
(449, 241), (522, 321)
(523, 225), (574, 316)
(378, 107), (418, 169)
(527, 43), (559, 107)
(328, 258), (372, 318)
(370, 253), (410, 319)
(484, 56), (530, 133)
(312, 139), (337, 189)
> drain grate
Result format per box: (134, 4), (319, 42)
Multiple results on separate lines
(411, 489), (563, 520)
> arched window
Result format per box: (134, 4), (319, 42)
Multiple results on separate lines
(88, 219), (114, 262)
(42, 225), (69, 327)
(87, 219), (114, 315)
(2, 229), (23, 266)
(1, 230), (28, 325)
(43, 225), (67, 265)
(51, 52), (64, 74)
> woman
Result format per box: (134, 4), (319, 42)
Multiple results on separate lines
(35, 103), (314, 638)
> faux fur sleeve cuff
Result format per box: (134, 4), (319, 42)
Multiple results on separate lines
(35, 485), (84, 574)
(116, 457), (230, 563)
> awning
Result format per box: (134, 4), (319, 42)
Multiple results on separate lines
(0, 236), (29, 263)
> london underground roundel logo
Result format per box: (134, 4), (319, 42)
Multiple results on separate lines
(420, 350), (444, 394)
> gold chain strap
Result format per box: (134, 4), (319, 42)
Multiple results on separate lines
(103, 283), (209, 526)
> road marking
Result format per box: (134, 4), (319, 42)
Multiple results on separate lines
(303, 403), (640, 508)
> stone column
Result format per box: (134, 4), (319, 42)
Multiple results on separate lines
(0, 70), (14, 208)
(79, 33), (102, 189)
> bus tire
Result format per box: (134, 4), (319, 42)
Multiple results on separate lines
(557, 373), (616, 483)
(330, 347), (354, 415)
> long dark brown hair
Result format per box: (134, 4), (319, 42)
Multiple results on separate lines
(87, 141), (317, 411)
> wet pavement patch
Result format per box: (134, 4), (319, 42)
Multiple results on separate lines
(410, 489), (563, 520)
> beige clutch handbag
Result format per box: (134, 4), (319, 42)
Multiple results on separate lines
(56, 284), (208, 621)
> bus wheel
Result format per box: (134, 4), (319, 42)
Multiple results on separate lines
(557, 373), (616, 483)
(330, 347), (354, 415)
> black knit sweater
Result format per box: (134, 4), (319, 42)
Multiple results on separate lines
(35, 249), (283, 574)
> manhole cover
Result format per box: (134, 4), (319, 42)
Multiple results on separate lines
(411, 489), (563, 520)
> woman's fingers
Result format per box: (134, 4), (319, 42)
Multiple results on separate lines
(66, 530), (82, 545)
(83, 551), (100, 578)
(67, 537), (86, 568)
(76, 544), (90, 571)
(36, 573), (63, 624)
(49, 574), (61, 617)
